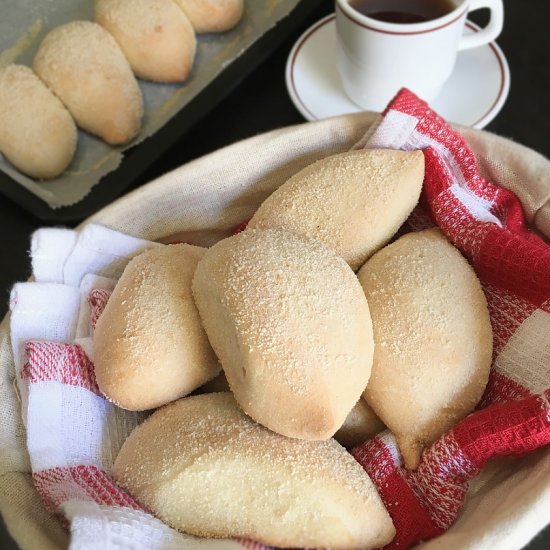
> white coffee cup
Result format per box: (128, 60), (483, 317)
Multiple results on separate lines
(335, 0), (504, 111)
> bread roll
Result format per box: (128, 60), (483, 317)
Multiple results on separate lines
(357, 229), (492, 469)
(94, 244), (221, 410)
(0, 64), (77, 179)
(173, 0), (244, 33)
(200, 374), (385, 446)
(95, 0), (196, 83)
(113, 392), (395, 549)
(334, 398), (385, 448)
(248, 149), (424, 270)
(33, 21), (143, 145)
(192, 229), (374, 440)
(199, 370), (230, 393)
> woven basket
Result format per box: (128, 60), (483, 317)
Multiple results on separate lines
(1, 112), (549, 549)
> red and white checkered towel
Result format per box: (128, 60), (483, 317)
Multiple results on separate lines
(9, 89), (550, 549)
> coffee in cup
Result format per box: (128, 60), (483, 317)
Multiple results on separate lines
(348, 0), (456, 24)
(335, 0), (504, 111)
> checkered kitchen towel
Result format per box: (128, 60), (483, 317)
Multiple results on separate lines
(9, 89), (550, 549)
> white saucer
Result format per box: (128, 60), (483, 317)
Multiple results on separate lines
(285, 14), (510, 129)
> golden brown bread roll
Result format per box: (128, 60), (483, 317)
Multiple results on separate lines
(198, 370), (230, 393)
(172, 0), (244, 33)
(334, 398), (385, 448)
(0, 64), (77, 179)
(248, 149), (425, 270)
(95, 0), (196, 83)
(94, 244), (221, 410)
(357, 229), (493, 469)
(200, 375), (384, 448)
(192, 229), (374, 440)
(113, 392), (395, 549)
(33, 21), (143, 145)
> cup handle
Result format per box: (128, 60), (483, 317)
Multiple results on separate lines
(458, 0), (504, 50)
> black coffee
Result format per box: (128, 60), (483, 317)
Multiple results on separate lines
(349, 0), (456, 24)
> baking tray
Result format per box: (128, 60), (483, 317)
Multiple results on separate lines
(0, 0), (326, 223)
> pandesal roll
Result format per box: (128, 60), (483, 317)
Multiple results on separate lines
(334, 398), (385, 448)
(173, 0), (244, 33)
(357, 228), (493, 469)
(95, 0), (196, 83)
(192, 229), (374, 440)
(33, 21), (143, 145)
(248, 149), (424, 270)
(94, 244), (220, 411)
(0, 64), (77, 179)
(113, 392), (395, 549)
(199, 370), (230, 393)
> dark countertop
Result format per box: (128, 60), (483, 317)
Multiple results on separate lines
(1, 0), (548, 548)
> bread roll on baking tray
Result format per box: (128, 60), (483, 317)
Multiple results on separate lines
(192, 229), (374, 440)
(248, 149), (424, 270)
(357, 228), (492, 469)
(94, 244), (220, 410)
(173, 0), (244, 33)
(95, 0), (196, 83)
(33, 21), (143, 145)
(334, 398), (385, 448)
(113, 392), (395, 549)
(0, 64), (77, 179)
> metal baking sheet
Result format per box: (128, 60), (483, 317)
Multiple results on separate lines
(0, 0), (305, 214)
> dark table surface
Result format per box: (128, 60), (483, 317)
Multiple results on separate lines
(1, 0), (548, 548)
